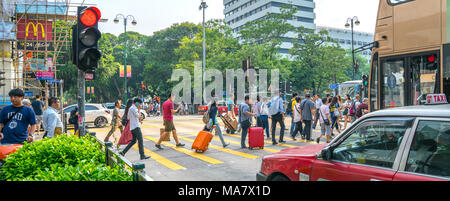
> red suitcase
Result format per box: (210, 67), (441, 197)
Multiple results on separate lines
(248, 127), (264, 149)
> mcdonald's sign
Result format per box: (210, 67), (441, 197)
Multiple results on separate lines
(17, 19), (53, 41)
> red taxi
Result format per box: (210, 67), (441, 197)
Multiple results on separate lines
(0, 144), (22, 167)
(257, 94), (450, 181)
(198, 100), (238, 116)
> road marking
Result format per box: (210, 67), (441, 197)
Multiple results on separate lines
(132, 145), (186, 171)
(176, 135), (259, 159)
(143, 136), (224, 165)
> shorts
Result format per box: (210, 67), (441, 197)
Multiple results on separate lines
(320, 122), (331, 136)
(164, 120), (176, 132)
(36, 115), (43, 124)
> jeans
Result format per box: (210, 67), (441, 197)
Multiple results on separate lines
(256, 116), (263, 127)
(271, 113), (285, 142)
(121, 127), (145, 157)
(289, 114), (296, 136)
(302, 120), (312, 141)
(331, 115), (339, 130)
(291, 121), (303, 138)
(212, 119), (226, 146)
(260, 115), (270, 138)
(240, 120), (251, 148)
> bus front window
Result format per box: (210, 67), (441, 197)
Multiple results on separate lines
(411, 54), (440, 105)
(381, 59), (405, 109)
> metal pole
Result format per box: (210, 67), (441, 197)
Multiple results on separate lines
(124, 18), (128, 104)
(60, 80), (64, 131)
(351, 19), (355, 80)
(202, 1), (206, 105)
(77, 70), (86, 137)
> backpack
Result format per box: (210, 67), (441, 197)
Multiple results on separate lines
(356, 105), (363, 118)
(286, 99), (293, 114)
(269, 97), (280, 116)
(349, 101), (356, 116)
(69, 110), (77, 124)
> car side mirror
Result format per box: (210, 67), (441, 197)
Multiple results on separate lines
(321, 147), (333, 161)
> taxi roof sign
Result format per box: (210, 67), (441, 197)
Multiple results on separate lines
(426, 94), (448, 105)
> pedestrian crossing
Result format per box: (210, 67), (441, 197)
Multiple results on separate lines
(90, 117), (332, 180)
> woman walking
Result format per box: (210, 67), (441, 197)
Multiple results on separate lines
(329, 96), (341, 135)
(260, 97), (270, 139)
(342, 94), (352, 130)
(207, 100), (230, 148)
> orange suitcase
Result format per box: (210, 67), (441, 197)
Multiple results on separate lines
(191, 131), (213, 153)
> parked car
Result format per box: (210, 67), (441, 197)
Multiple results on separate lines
(63, 104), (112, 128)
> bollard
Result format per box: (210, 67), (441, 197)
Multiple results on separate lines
(104, 142), (113, 168)
(132, 162), (145, 181)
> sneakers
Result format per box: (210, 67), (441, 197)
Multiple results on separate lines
(316, 138), (320, 144)
(155, 144), (163, 150)
(176, 143), (185, 147)
(119, 151), (125, 156)
(140, 155), (150, 160)
(223, 143), (230, 148)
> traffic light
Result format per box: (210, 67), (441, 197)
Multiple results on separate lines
(0, 71), (5, 87)
(362, 74), (369, 89)
(73, 6), (102, 72)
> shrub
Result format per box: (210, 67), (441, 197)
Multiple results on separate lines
(0, 134), (133, 181)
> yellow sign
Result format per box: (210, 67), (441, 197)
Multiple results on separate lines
(25, 22), (46, 38)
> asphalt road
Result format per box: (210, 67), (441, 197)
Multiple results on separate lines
(88, 115), (349, 181)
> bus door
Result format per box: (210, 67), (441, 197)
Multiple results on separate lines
(409, 53), (441, 105)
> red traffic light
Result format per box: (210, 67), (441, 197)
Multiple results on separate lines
(428, 54), (436, 63)
(80, 7), (101, 26)
(141, 84), (146, 89)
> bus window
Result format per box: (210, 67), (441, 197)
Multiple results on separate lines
(444, 44), (450, 102)
(381, 59), (405, 109)
(370, 53), (378, 111)
(411, 54), (440, 105)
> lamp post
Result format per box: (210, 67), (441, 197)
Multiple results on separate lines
(114, 14), (137, 104)
(345, 16), (360, 80)
(199, 0), (207, 105)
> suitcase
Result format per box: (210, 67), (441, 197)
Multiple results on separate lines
(248, 127), (264, 150)
(191, 131), (213, 153)
(220, 113), (238, 133)
(160, 128), (170, 142)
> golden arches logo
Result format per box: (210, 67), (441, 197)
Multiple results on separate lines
(25, 22), (46, 38)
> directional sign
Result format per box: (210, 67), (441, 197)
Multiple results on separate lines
(329, 83), (339, 89)
(46, 79), (62, 83)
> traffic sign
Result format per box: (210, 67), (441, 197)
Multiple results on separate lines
(329, 83), (339, 89)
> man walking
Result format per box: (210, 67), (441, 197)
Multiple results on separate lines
(31, 95), (44, 135)
(252, 96), (262, 127)
(239, 95), (255, 149)
(120, 98), (150, 160)
(316, 98), (332, 143)
(300, 93), (316, 141)
(269, 92), (286, 145)
(312, 94), (322, 129)
(42, 97), (63, 139)
(288, 93), (298, 137)
(104, 100), (123, 143)
(155, 94), (185, 149)
(0, 89), (37, 144)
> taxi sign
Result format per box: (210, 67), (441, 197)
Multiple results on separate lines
(426, 94), (448, 104)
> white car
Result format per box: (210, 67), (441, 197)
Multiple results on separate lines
(63, 104), (112, 128)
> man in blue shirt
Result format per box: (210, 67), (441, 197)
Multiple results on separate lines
(239, 95), (255, 149)
(0, 89), (37, 144)
(269, 92), (286, 145)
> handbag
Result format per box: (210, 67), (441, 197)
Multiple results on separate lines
(118, 122), (132, 145)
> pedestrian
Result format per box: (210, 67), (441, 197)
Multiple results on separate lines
(207, 99), (230, 148)
(23, 99), (34, 135)
(342, 94), (352, 130)
(119, 98), (150, 160)
(299, 93), (316, 141)
(104, 100), (124, 143)
(155, 94), (185, 149)
(269, 92), (286, 145)
(316, 98), (332, 144)
(31, 95), (44, 135)
(42, 97), (63, 139)
(312, 94), (322, 129)
(260, 97), (271, 139)
(288, 93), (298, 138)
(291, 96), (303, 141)
(0, 89), (37, 144)
(329, 96), (341, 135)
(69, 107), (79, 135)
(350, 94), (361, 123)
(252, 96), (263, 127)
(239, 95), (256, 148)
(336, 95), (343, 129)
(356, 98), (369, 119)
(118, 100), (133, 146)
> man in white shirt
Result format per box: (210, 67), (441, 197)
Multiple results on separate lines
(43, 97), (63, 139)
(316, 98), (332, 144)
(120, 98), (150, 160)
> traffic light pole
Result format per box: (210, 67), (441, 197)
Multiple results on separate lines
(77, 69), (86, 137)
(123, 18), (128, 104)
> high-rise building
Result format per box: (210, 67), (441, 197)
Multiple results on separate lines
(317, 26), (374, 62)
(224, 0), (316, 56)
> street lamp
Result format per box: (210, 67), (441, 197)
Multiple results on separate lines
(345, 16), (360, 80)
(114, 14), (137, 104)
(199, 0), (207, 105)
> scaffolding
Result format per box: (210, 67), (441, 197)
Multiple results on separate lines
(0, 0), (95, 104)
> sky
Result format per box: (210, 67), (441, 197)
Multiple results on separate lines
(74, 0), (380, 36)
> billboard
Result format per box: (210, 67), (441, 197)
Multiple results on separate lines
(120, 65), (132, 77)
(17, 19), (53, 41)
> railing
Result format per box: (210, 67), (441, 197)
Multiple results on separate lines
(97, 140), (153, 181)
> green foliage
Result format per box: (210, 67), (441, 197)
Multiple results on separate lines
(0, 134), (132, 181)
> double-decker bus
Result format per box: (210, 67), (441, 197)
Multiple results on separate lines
(339, 80), (363, 99)
(369, 0), (450, 111)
